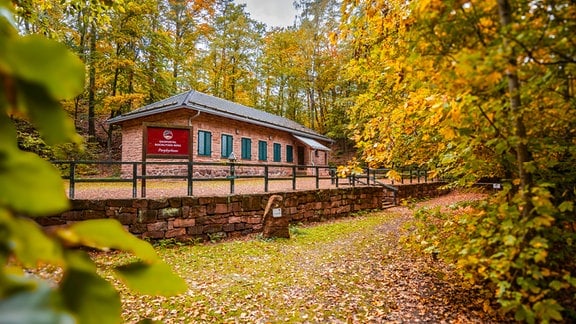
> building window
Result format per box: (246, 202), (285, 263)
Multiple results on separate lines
(286, 145), (293, 163)
(198, 130), (212, 156)
(241, 138), (251, 160)
(258, 140), (267, 161)
(221, 134), (233, 158)
(273, 143), (281, 162)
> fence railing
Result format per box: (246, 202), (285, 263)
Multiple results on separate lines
(350, 167), (436, 185)
(51, 160), (438, 199)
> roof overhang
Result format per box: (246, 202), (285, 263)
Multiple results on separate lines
(109, 105), (333, 144)
(293, 135), (330, 151)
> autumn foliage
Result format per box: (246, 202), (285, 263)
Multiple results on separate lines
(340, 0), (575, 321)
(0, 2), (186, 323)
(3, 0), (575, 321)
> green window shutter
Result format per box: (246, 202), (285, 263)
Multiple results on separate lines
(221, 134), (233, 158)
(273, 143), (281, 162)
(286, 145), (293, 163)
(258, 140), (267, 161)
(198, 131), (212, 156)
(241, 138), (251, 160)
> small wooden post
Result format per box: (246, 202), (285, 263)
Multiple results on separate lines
(262, 195), (289, 239)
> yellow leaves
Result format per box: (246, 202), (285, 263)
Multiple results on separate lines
(386, 169), (401, 182)
(414, 0), (432, 15)
(540, 268), (551, 277)
(102, 93), (146, 113)
(533, 215), (555, 228)
(533, 250), (548, 263)
(478, 17), (495, 30)
(440, 126), (457, 140)
(428, 107), (444, 127)
(485, 71), (503, 87)
(450, 105), (462, 124)
(413, 0), (445, 19)
(558, 201), (574, 212)
(427, 169), (440, 180)
(337, 158), (363, 177)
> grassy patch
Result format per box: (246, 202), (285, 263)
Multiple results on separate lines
(93, 211), (398, 323)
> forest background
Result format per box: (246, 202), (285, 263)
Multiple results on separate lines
(15, 0), (355, 162)
(7, 0), (576, 322)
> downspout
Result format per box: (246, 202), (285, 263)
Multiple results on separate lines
(311, 149), (316, 166)
(188, 111), (201, 162)
(310, 149), (315, 176)
(188, 110), (201, 126)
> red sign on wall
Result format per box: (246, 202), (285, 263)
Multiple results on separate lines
(146, 126), (191, 157)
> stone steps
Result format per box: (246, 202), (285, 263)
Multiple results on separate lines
(382, 198), (396, 209)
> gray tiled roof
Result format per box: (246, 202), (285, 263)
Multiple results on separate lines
(108, 90), (331, 142)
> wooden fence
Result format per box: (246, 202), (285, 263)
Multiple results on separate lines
(51, 160), (438, 199)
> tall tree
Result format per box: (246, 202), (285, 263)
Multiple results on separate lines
(259, 28), (307, 120)
(164, 0), (214, 92)
(340, 0), (436, 167)
(15, 0), (118, 141)
(201, 0), (264, 104)
(295, 0), (344, 133)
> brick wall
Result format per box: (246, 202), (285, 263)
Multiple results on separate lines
(39, 187), (384, 241)
(118, 109), (330, 177)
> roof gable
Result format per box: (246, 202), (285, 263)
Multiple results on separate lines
(108, 90), (331, 142)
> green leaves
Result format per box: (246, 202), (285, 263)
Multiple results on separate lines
(421, 188), (575, 321)
(533, 299), (563, 322)
(58, 219), (188, 296)
(58, 219), (158, 262)
(0, 113), (68, 216)
(1, 213), (63, 266)
(20, 81), (82, 145)
(558, 201), (573, 213)
(0, 282), (74, 324)
(61, 252), (121, 324)
(0, 3), (186, 324)
(115, 262), (187, 296)
(1, 34), (83, 146)
(0, 149), (69, 215)
(342, 0), (576, 320)
(4, 35), (84, 100)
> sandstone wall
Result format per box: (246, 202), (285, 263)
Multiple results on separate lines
(38, 187), (384, 241)
(396, 182), (450, 201)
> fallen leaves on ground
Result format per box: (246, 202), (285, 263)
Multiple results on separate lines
(39, 191), (513, 323)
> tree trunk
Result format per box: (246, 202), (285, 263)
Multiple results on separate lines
(497, 0), (533, 217)
(88, 21), (97, 142)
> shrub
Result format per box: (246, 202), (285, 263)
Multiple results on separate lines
(411, 186), (576, 322)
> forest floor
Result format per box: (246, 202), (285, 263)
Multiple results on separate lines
(86, 191), (514, 323)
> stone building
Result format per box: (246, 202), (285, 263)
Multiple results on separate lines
(107, 90), (332, 177)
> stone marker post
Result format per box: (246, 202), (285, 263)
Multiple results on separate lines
(262, 194), (289, 239)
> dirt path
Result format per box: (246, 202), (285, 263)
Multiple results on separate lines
(275, 191), (507, 323)
(371, 194), (506, 323)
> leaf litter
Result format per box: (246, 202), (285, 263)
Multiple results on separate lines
(36, 191), (513, 323)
